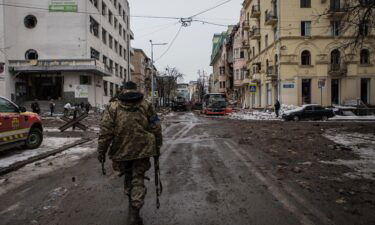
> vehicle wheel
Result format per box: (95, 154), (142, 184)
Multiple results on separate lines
(25, 128), (43, 149)
(322, 116), (328, 121)
(293, 116), (300, 121)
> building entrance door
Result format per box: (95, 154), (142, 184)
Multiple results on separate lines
(331, 79), (340, 105)
(361, 78), (370, 104)
(302, 79), (311, 104)
(23, 74), (63, 101)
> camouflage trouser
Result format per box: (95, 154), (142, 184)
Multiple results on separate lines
(122, 158), (151, 209)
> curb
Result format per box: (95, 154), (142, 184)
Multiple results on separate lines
(0, 139), (91, 176)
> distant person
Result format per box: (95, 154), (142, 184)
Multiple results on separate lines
(85, 102), (91, 113)
(80, 102), (85, 110)
(274, 100), (281, 117)
(31, 100), (40, 114)
(49, 100), (55, 117)
(64, 102), (72, 117)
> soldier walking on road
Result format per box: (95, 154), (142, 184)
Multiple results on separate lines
(97, 81), (163, 225)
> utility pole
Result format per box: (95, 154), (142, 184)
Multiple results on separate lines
(150, 40), (167, 106)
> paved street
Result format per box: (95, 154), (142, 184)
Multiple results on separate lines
(0, 112), (374, 225)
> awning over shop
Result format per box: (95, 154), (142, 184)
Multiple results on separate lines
(8, 59), (112, 77)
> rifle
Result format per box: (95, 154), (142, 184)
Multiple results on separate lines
(154, 155), (162, 209)
(101, 159), (106, 175)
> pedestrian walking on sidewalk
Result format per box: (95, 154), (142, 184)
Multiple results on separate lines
(49, 100), (55, 117)
(274, 100), (281, 117)
(97, 81), (163, 225)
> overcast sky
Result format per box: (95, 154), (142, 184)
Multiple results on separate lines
(128, 0), (242, 83)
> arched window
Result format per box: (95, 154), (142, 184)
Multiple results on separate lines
(360, 49), (370, 65)
(301, 50), (311, 65)
(331, 49), (341, 64)
(25, 49), (38, 60)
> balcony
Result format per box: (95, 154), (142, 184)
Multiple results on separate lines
(251, 73), (261, 83)
(266, 66), (278, 79)
(242, 40), (250, 49)
(327, 4), (347, 18)
(329, 63), (347, 76)
(249, 27), (261, 40)
(242, 20), (250, 30)
(265, 11), (278, 26)
(250, 5), (261, 18)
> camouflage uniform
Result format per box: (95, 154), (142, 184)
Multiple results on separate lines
(97, 90), (162, 212)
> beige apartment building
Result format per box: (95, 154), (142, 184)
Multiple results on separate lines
(241, 0), (375, 108)
(131, 48), (153, 97)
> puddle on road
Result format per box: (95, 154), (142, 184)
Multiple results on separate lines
(321, 130), (375, 180)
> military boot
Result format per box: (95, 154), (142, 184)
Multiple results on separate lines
(129, 207), (143, 225)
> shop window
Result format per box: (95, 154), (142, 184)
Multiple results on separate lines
(24, 15), (37, 29)
(301, 50), (311, 65)
(80, 76), (92, 85)
(25, 49), (38, 60)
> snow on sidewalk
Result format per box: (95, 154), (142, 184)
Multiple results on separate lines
(0, 137), (81, 169)
(321, 130), (375, 180)
(229, 110), (280, 121)
(330, 115), (375, 121)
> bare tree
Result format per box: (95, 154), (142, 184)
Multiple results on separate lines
(318, 0), (375, 52)
(155, 66), (184, 106)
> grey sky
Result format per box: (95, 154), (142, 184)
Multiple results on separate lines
(129, 0), (242, 83)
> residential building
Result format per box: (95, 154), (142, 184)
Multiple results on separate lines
(210, 26), (234, 94)
(0, 0), (134, 108)
(131, 48), (152, 97)
(188, 81), (198, 101)
(242, 0), (375, 108)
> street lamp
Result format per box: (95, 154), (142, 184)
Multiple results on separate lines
(150, 40), (168, 107)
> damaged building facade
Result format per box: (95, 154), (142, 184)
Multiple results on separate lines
(0, 0), (134, 108)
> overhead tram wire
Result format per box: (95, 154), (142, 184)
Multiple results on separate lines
(155, 25), (183, 62)
(189, 0), (234, 18)
(137, 22), (180, 39)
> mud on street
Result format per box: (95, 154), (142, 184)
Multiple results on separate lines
(0, 112), (374, 225)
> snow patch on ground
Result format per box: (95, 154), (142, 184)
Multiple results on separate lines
(330, 115), (375, 121)
(0, 141), (96, 196)
(229, 110), (280, 121)
(322, 131), (375, 180)
(0, 137), (81, 169)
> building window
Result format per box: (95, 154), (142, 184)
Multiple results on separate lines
(110, 82), (114, 97)
(301, 50), (311, 65)
(80, 75), (92, 85)
(300, 0), (311, 8)
(90, 47), (100, 60)
(89, 17), (99, 37)
(119, 45), (123, 57)
(360, 49), (370, 65)
(240, 50), (245, 59)
(114, 18), (118, 29)
(103, 55), (107, 66)
(24, 15), (37, 29)
(90, 0), (98, 9)
(124, 49), (127, 60)
(109, 35), (113, 49)
(109, 59), (113, 73)
(102, 29), (107, 44)
(331, 20), (340, 36)
(103, 81), (108, 96)
(118, 4), (122, 16)
(331, 49), (341, 65)
(114, 0), (117, 8)
(114, 41), (118, 53)
(120, 66), (123, 78)
(123, 29), (126, 40)
(265, 34), (269, 48)
(108, 10), (113, 24)
(219, 67), (225, 75)
(359, 21), (369, 36)
(102, 2), (107, 16)
(25, 49), (38, 60)
(301, 21), (311, 37)
(115, 63), (119, 76)
(119, 24), (122, 36)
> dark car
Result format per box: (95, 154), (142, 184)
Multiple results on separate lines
(172, 97), (187, 111)
(282, 104), (335, 121)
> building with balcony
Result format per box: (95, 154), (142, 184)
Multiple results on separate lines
(241, 0), (375, 108)
(131, 48), (153, 98)
(0, 0), (134, 108)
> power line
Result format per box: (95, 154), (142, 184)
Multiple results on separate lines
(193, 19), (230, 27)
(155, 25), (183, 62)
(137, 22), (180, 39)
(189, 0), (234, 18)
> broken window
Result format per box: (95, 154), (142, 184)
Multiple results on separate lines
(89, 17), (99, 38)
(25, 49), (38, 60)
(24, 15), (37, 29)
(80, 75), (92, 85)
(90, 47), (100, 60)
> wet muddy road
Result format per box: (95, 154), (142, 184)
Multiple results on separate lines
(0, 112), (372, 225)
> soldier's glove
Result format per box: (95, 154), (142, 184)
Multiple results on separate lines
(97, 152), (106, 164)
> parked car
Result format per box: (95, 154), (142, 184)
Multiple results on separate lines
(0, 97), (43, 152)
(282, 104), (335, 121)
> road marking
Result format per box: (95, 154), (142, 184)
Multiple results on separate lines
(224, 140), (335, 225)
